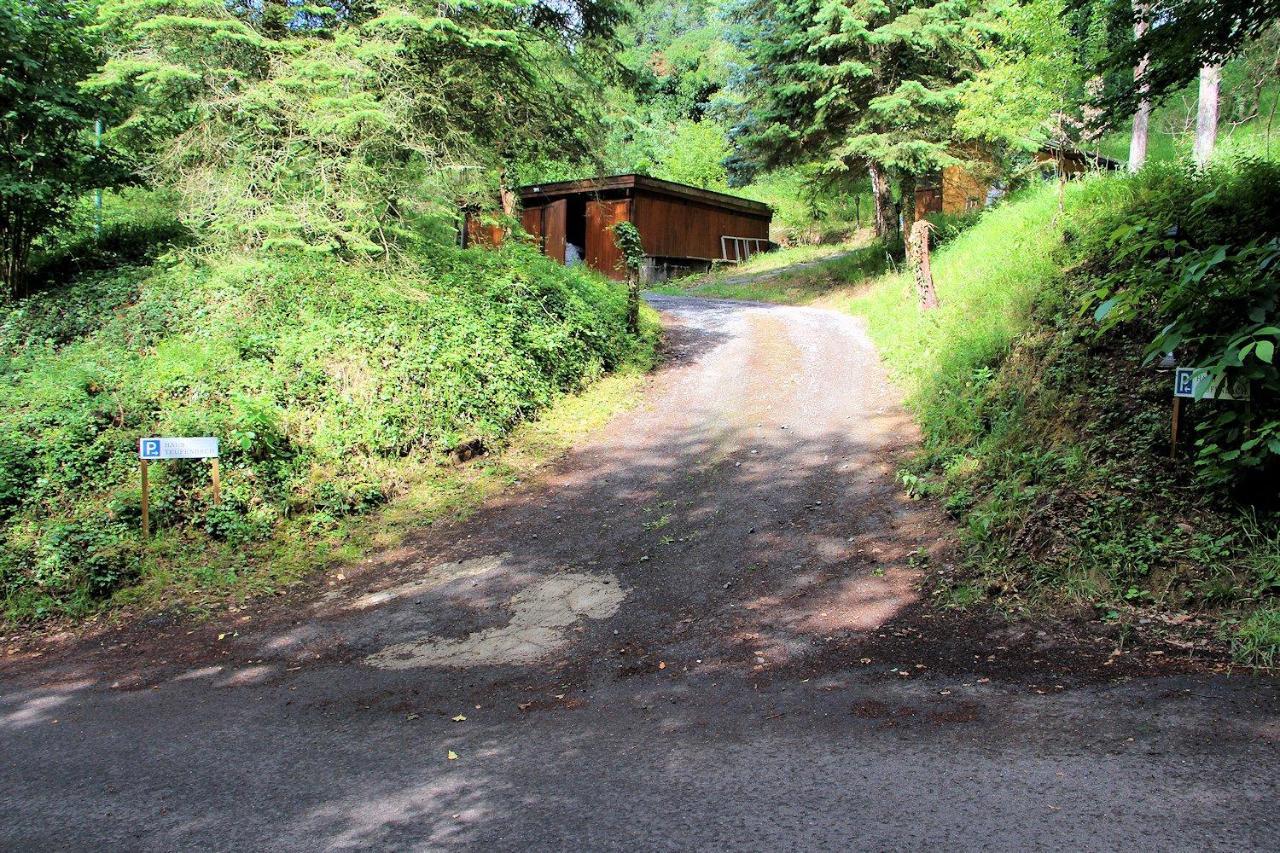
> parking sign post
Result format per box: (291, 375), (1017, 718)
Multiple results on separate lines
(137, 437), (220, 541)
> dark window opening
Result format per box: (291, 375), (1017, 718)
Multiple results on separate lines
(565, 196), (587, 260)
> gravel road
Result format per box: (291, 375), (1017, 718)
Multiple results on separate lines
(2, 295), (1276, 851)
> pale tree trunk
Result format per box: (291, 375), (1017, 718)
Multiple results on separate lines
(867, 162), (898, 241)
(1194, 64), (1221, 168)
(1128, 3), (1151, 173)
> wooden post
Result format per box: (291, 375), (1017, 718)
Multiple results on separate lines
(909, 219), (940, 311)
(140, 459), (150, 540)
(1170, 396), (1182, 459)
(211, 458), (222, 506)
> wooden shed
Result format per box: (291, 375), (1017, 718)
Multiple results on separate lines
(914, 146), (1123, 220)
(515, 174), (773, 282)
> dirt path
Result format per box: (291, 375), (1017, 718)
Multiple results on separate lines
(2, 295), (1276, 851)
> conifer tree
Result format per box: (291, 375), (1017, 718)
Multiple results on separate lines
(734, 0), (977, 238)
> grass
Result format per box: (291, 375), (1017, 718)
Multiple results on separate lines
(107, 337), (658, 621)
(666, 171), (1280, 666)
(650, 234), (892, 305)
(1, 237), (659, 627)
(1232, 608), (1280, 668)
(1096, 72), (1280, 166)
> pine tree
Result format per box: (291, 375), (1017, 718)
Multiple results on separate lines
(735, 0), (977, 238)
(88, 0), (626, 253)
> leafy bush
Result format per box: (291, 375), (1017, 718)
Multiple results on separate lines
(925, 208), (984, 250)
(850, 169), (1280, 629)
(0, 242), (643, 623)
(1084, 158), (1280, 486)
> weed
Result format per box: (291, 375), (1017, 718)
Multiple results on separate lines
(1232, 608), (1280, 667)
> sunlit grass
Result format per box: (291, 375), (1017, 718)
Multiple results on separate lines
(650, 233), (888, 305)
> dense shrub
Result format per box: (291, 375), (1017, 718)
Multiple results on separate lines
(0, 243), (642, 622)
(1083, 158), (1280, 486)
(851, 169), (1279, 660)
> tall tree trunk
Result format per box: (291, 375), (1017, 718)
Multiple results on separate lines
(868, 162), (897, 240)
(1128, 3), (1151, 173)
(900, 173), (918, 227)
(1194, 64), (1221, 168)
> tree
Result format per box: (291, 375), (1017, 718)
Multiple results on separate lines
(89, 0), (627, 254)
(956, 0), (1088, 153)
(1127, 0), (1150, 171)
(734, 0), (978, 239)
(1193, 63), (1220, 167)
(1087, 0), (1280, 127)
(0, 0), (128, 297)
(654, 120), (731, 189)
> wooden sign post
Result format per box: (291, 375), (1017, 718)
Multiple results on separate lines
(1171, 367), (1250, 459)
(138, 437), (221, 541)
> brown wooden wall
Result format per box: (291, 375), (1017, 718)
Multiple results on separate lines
(586, 198), (630, 279)
(631, 191), (770, 261)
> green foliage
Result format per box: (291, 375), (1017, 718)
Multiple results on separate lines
(735, 0), (978, 195)
(1232, 606), (1280, 667)
(0, 243), (643, 623)
(0, 0), (132, 296)
(1088, 0), (1280, 126)
(737, 166), (871, 246)
(611, 221), (645, 272)
(1082, 158), (1280, 485)
(88, 0), (626, 255)
(653, 120), (731, 190)
(850, 166), (1279, 633)
(957, 0), (1089, 152)
(611, 220), (644, 332)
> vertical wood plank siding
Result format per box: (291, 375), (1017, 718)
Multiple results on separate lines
(585, 198), (630, 279)
(543, 198), (568, 264)
(632, 191), (770, 260)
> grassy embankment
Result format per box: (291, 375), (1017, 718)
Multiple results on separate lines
(649, 235), (891, 303)
(663, 169), (1280, 666)
(1, 196), (659, 627)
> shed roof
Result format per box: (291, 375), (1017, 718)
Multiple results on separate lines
(518, 174), (772, 218)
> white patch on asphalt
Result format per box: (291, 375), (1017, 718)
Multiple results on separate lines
(348, 554), (509, 610)
(364, 570), (627, 669)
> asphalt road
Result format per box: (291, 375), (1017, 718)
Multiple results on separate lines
(3, 295), (1277, 851)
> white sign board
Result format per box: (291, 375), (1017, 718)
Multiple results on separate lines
(139, 437), (219, 460)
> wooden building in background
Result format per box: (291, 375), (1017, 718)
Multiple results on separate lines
(494, 174), (772, 282)
(914, 146), (1124, 220)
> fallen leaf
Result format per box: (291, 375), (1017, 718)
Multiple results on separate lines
(451, 714), (467, 722)
(407, 713), (419, 721)
(518, 702), (534, 711)
(658, 661), (666, 670)
(977, 677), (990, 683)
(860, 658), (872, 665)
(217, 633), (227, 641)
(447, 751), (458, 761)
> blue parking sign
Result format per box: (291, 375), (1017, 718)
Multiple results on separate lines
(140, 438), (162, 460)
(1174, 368), (1196, 397)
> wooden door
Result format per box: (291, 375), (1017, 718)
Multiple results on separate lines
(543, 199), (567, 264)
(520, 206), (544, 251)
(586, 198), (631, 280)
(464, 212), (504, 248)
